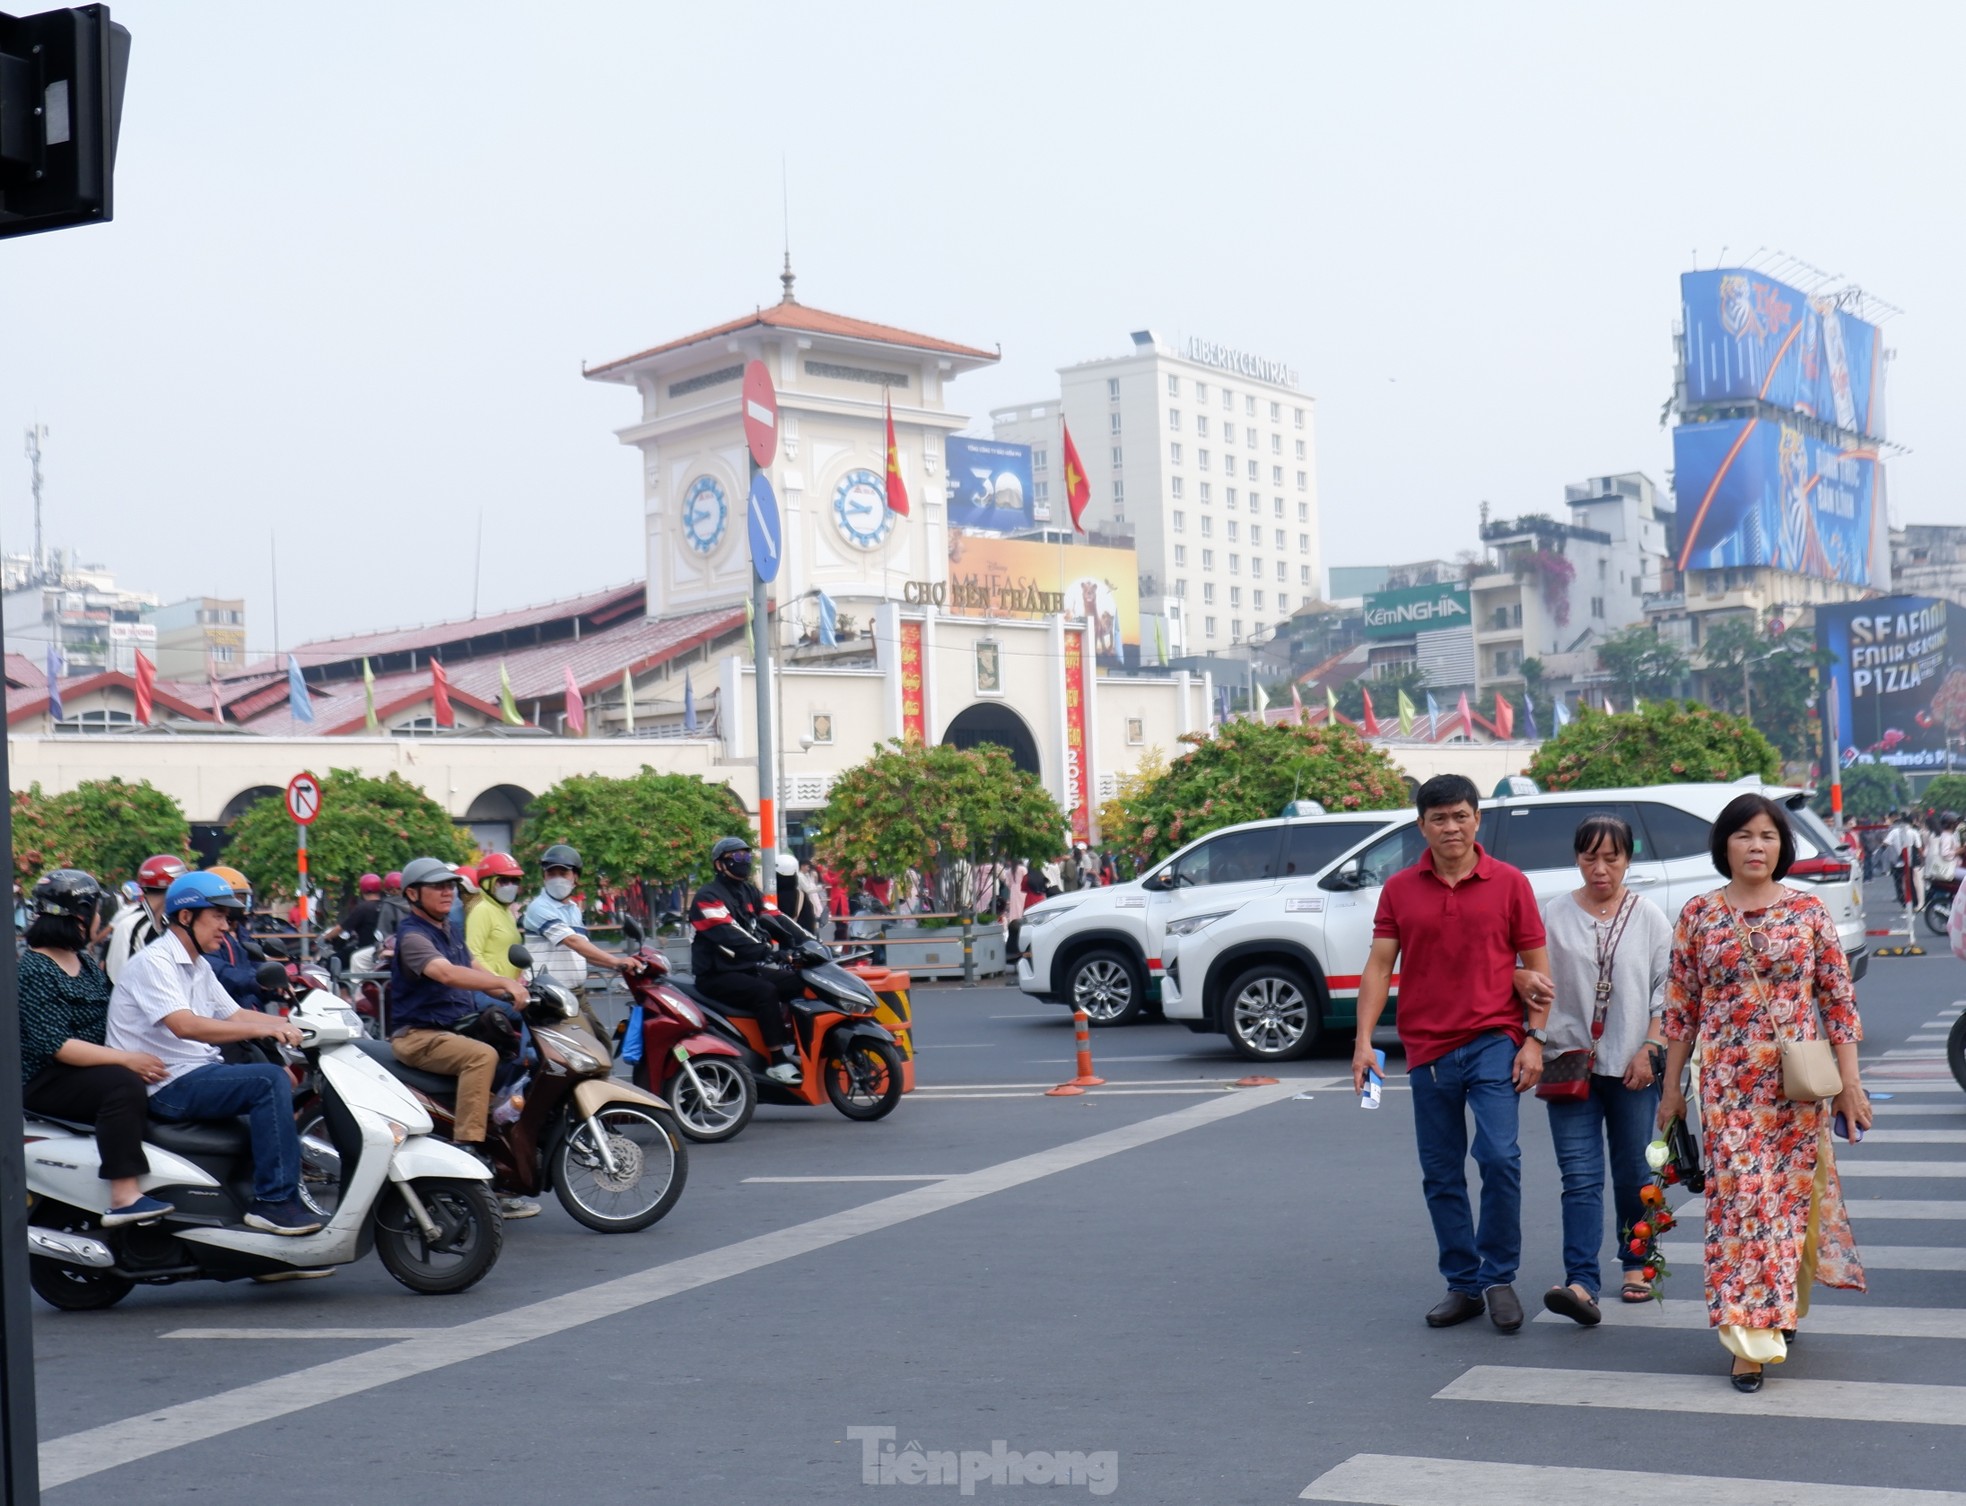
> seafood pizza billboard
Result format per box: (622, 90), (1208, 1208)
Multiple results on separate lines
(1817, 595), (1961, 773)
(1681, 269), (1887, 441)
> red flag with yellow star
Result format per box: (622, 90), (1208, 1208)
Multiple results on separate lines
(1061, 420), (1090, 533)
(884, 392), (909, 518)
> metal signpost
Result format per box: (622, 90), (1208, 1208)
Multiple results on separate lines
(742, 359), (781, 878)
(285, 771), (322, 960)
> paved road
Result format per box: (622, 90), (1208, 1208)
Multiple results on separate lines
(27, 931), (1966, 1505)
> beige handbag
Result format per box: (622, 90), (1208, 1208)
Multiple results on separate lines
(1723, 900), (1843, 1103)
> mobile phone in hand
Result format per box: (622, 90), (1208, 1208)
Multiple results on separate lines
(1833, 1111), (1864, 1144)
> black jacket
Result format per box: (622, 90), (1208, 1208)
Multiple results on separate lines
(688, 875), (806, 979)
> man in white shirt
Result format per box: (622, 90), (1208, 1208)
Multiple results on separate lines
(107, 871), (319, 1236)
(1882, 811), (1924, 908)
(520, 844), (634, 991)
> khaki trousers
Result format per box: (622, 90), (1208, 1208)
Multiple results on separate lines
(392, 1029), (499, 1143)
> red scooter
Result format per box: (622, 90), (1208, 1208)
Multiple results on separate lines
(618, 922), (757, 1143)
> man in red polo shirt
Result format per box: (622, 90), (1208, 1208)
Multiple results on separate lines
(1351, 774), (1552, 1333)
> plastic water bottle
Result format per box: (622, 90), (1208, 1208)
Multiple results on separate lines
(1360, 1048), (1385, 1110)
(491, 1073), (529, 1125)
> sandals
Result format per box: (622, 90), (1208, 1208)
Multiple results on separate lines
(1543, 1285), (1602, 1326)
(1620, 1279), (1652, 1303)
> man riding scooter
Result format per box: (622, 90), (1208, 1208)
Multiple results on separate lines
(688, 836), (808, 1085)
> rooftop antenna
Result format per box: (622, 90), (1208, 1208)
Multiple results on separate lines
(779, 153), (796, 305)
(23, 424), (47, 580)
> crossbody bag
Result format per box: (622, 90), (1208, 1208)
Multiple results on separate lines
(1537, 892), (1637, 1103)
(1722, 898), (1842, 1103)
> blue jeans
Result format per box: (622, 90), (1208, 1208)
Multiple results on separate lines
(1546, 1071), (1662, 1298)
(150, 1063), (301, 1204)
(1409, 1031), (1522, 1294)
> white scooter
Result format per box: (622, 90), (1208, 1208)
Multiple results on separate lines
(23, 965), (502, 1309)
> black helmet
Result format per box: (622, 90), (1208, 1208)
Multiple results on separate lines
(539, 843), (582, 871)
(31, 869), (102, 922)
(711, 836), (754, 880)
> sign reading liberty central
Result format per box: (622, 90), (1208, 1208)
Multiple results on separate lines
(1184, 337), (1298, 389)
(1362, 581), (1471, 639)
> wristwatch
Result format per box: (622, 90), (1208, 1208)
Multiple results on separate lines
(1526, 1027), (1548, 1044)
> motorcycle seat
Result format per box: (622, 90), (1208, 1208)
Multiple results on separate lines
(149, 1118), (253, 1157)
(355, 1038), (458, 1100)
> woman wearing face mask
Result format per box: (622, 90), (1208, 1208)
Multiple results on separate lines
(467, 851), (528, 978)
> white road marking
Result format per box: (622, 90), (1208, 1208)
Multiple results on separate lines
(1842, 1199), (1966, 1218)
(1877, 1049), (1949, 1060)
(1865, 1129), (1966, 1143)
(911, 1076), (1330, 1091)
(39, 1081), (1303, 1488)
(1438, 1364), (1966, 1425)
(1906, 1034), (1951, 1042)
(740, 1175), (956, 1183)
(1530, 1301), (1966, 1340)
(1838, 1160), (1966, 1178)
(987, 1013), (1064, 1020)
(1300, 1453), (1966, 1506)
(1872, 1103), (1966, 1116)
(1660, 1240), (1966, 1271)
(1863, 1082), (1960, 1093)
(162, 1327), (438, 1341)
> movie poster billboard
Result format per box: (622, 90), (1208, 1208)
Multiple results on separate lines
(1817, 596), (1962, 773)
(1671, 418), (1884, 588)
(944, 437), (1036, 533)
(938, 535), (1140, 667)
(1681, 270), (1887, 441)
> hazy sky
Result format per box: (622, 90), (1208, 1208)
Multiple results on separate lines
(4, 1), (1958, 656)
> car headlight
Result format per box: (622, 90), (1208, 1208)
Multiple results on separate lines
(1021, 905), (1074, 930)
(1165, 911), (1234, 937)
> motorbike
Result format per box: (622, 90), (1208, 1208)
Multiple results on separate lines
(661, 936), (907, 1121)
(23, 965), (501, 1309)
(616, 921), (756, 1143)
(1923, 874), (1957, 938)
(308, 944), (689, 1233)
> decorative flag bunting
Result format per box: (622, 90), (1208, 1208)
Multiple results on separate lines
(498, 660), (524, 726)
(621, 668), (636, 733)
(1425, 692), (1441, 741)
(1603, 694), (1617, 715)
(1494, 691), (1514, 739)
(1397, 688), (1417, 737)
(1633, 695), (1644, 713)
(1061, 420), (1090, 534)
(1153, 617), (1166, 666)
(1255, 682), (1270, 718)
(45, 642), (62, 721)
(745, 596), (755, 656)
(1361, 686), (1381, 737)
(133, 651), (156, 725)
(1290, 682), (1305, 725)
(1215, 687), (1229, 725)
(817, 590), (839, 648)
(883, 392), (910, 518)
(287, 654), (314, 725)
(1523, 692), (1540, 741)
(431, 659), (455, 728)
(208, 677), (223, 725)
(1325, 685), (1338, 722)
(363, 657), (380, 732)
(683, 673), (698, 733)
(1456, 690), (1473, 738)
(1553, 696), (1571, 729)
(563, 666), (586, 735)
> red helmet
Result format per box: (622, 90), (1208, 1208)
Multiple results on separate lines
(358, 873), (382, 895)
(477, 852), (523, 880)
(383, 871), (403, 892)
(137, 854), (188, 892)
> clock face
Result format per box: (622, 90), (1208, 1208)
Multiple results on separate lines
(681, 476), (728, 555)
(832, 468), (895, 551)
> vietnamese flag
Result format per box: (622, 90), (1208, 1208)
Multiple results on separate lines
(1361, 686), (1381, 737)
(1061, 420), (1090, 533)
(431, 658), (455, 727)
(133, 650), (156, 725)
(1494, 691), (1515, 738)
(884, 392), (909, 518)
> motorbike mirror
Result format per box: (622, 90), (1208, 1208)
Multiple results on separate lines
(508, 943), (533, 970)
(254, 961), (290, 992)
(622, 917), (644, 944)
(259, 939), (290, 960)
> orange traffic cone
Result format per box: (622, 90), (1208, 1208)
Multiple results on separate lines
(1046, 1007), (1106, 1096)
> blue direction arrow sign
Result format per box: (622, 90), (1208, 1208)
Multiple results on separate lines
(747, 472), (782, 584)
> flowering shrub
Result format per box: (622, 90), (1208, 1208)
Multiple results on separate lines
(1526, 701), (1777, 791)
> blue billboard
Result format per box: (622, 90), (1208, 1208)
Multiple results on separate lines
(1672, 418), (1884, 588)
(1817, 596), (1959, 772)
(1681, 270), (1886, 440)
(944, 437), (1035, 532)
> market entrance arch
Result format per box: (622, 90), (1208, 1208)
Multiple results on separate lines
(941, 702), (1040, 778)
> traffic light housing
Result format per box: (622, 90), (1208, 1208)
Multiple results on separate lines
(0, 4), (128, 240)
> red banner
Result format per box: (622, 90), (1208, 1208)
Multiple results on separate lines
(899, 620), (926, 743)
(1063, 627), (1089, 843)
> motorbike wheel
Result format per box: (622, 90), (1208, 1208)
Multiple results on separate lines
(28, 1203), (133, 1311)
(1924, 896), (1953, 937)
(667, 1057), (757, 1143)
(1949, 1012), (1966, 1095)
(824, 1038), (904, 1121)
(551, 1107), (688, 1233)
(373, 1178), (502, 1294)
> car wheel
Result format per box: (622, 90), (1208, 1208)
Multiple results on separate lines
(1223, 964), (1318, 1061)
(1066, 947), (1145, 1026)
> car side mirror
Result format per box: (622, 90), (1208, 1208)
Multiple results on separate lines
(1322, 862), (1368, 893)
(1141, 871), (1169, 893)
(508, 944), (533, 971)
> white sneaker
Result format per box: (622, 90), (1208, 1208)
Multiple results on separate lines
(764, 1062), (803, 1086)
(497, 1195), (541, 1219)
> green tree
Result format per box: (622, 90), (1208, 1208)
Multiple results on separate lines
(1103, 718), (1410, 866)
(1595, 626), (1690, 703)
(811, 740), (1066, 915)
(1811, 763), (1909, 823)
(223, 768), (463, 906)
(9, 779), (190, 888)
(1334, 666), (1428, 723)
(521, 767), (749, 891)
(1526, 701), (1779, 791)
(1919, 773), (1966, 814)
(1700, 619), (1827, 765)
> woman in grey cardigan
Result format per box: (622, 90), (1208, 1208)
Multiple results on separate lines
(1535, 813), (1673, 1325)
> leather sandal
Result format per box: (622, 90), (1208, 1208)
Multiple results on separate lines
(1620, 1279), (1652, 1303)
(1542, 1285), (1602, 1326)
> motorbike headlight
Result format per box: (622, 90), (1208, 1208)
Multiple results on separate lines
(534, 1028), (600, 1074)
(1165, 910), (1234, 937)
(384, 1119), (409, 1147)
(666, 994), (703, 1028)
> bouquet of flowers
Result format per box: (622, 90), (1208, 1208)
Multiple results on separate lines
(1621, 1119), (1702, 1301)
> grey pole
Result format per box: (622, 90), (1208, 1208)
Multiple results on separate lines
(753, 462), (777, 882)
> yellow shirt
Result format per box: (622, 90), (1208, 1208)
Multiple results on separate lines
(466, 894), (524, 978)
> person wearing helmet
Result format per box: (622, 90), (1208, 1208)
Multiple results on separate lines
(520, 843), (635, 992)
(371, 870), (412, 963)
(689, 836), (810, 1084)
(319, 873), (386, 964)
(200, 866), (269, 1010)
(104, 853), (188, 984)
(18, 870), (176, 1226)
(386, 858), (532, 1203)
(105, 872), (320, 1236)
(467, 852), (527, 979)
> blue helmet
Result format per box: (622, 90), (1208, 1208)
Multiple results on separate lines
(163, 871), (247, 923)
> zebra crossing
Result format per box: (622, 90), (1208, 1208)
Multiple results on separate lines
(1302, 998), (1966, 1505)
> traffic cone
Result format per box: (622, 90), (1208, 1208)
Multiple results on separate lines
(1046, 1007), (1106, 1096)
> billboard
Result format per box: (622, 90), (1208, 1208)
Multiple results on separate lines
(944, 437), (1036, 532)
(1681, 270), (1887, 440)
(1817, 596), (1962, 772)
(1671, 418), (1885, 588)
(940, 534), (1140, 666)
(1362, 580), (1470, 639)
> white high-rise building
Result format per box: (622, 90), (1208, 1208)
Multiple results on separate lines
(993, 329), (1319, 659)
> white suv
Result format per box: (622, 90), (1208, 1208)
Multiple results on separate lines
(1155, 781), (1867, 1062)
(1015, 812), (1401, 1024)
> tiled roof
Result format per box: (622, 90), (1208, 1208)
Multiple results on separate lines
(4, 654), (45, 689)
(7, 671), (219, 727)
(586, 300), (998, 376)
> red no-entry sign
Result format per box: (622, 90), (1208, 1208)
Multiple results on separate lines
(743, 359), (778, 469)
(285, 771), (322, 826)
